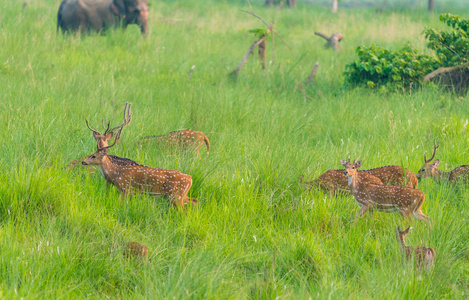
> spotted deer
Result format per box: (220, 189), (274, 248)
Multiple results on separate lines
(141, 129), (210, 154)
(417, 139), (469, 184)
(341, 157), (431, 223)
(396, 226), (436, 270)
(299, 170), (383, 195)
(82, 130), (198, 208)
(300, 165), (417, 195)
(65, 102), (139, 173)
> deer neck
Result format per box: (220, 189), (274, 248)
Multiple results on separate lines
(347, 173), (359, 192)
(98, 155), (120, 183)
(397, 234), (407, 253)
(432, 169), (447, 183)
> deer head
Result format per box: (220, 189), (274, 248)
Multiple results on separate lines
(85, 102), (132, 150)
(340, 156), (362, 176)
(82, 129), (122, 166)
(417, 139), (439, 181)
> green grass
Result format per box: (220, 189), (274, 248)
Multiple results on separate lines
(0, 0), (468, 298)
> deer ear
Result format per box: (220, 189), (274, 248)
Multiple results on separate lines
(92, 131), (100, 140)
(104, 132), (113, 141)
(356, 161), (362, 168)
(432, 160), (440, 168)
(340, 159), (347, 167)
(426, 249), (434, 260)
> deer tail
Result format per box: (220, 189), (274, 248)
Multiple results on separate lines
(203, 135), (210, 153)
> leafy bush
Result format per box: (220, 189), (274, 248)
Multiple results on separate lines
(344, 44), (439, 91)
(424, 13), (469, 67)
(345, 13), (468, 90)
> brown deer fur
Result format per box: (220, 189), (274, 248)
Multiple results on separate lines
(301, 165), (417, 195)
(341, 157), (430, 223)
(142, 129), (210, 154)
(123, 242), (149, 262)
(396, 227), (436, 270)
(417, 139), (469, 184)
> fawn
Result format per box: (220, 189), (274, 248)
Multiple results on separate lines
(141, 129), (210, 154)
(65, 102), (139, 173)
(341, 157), (431, 223)
(396, 227), (436, 270)
(82, 130), (198, 208)
(417, 139), (469, 184)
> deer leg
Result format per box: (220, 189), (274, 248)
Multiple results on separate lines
(413, 209), (431, 224)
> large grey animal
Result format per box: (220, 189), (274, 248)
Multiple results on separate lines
(57, 0), (149, 35)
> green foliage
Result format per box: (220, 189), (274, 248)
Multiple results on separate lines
(345, 13), (469, 90)
(344, 44), (439, 91)
(248, 28), (268, 38)
(424, 13), (469, 67)
(1, 0), (469, 298)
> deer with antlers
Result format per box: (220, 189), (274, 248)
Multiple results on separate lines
(300, 165), (417, 195)
(396, 226), (436, 270)
(141, 129), (210, 154)
(342, 157), (431, 223)
(82, 130), (198, 208)
(417, 139), (469, 184)
(65, 103), (139, 175)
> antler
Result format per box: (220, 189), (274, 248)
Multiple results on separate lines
(106, 102), (132, 134)
(98, 127), (122, 152)
(424, 139), (439, 163)
(85, 119), (102, 135)
(354, 156), (360, 164)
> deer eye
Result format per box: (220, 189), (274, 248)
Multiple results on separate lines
(91, 155), (96, 159)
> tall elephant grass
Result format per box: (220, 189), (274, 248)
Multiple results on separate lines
(0, 0), (468, 298)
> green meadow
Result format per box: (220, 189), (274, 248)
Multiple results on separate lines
(0, 0), (468, 298)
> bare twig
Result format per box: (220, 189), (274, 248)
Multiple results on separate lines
(315, 32), (343, 51)
(306, 62), (319, 82)
(231, 35), (268, 76)
(240, 9), (270, 27)
(187, 65), (196, 80)
(273, 30), (292, 50)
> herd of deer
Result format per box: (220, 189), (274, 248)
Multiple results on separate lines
(298, 139), (469, 270)
(71, 103), (466, 268)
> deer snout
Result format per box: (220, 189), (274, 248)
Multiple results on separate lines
(343, 170), (348, 176)
(82, 160), (88, 166)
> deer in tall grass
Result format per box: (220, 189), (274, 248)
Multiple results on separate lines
(141, 129), (210, 154)
(299, 170), (383, 195)
(300, 165), (417, 195)
(396, 226), (436, 271)
(417, 139), (469, 184)
(65, 102), (139, 173)
(341, 157), (431, 223)
(82, 129), (198, 208)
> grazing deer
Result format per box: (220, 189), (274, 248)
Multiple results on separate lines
(299, 170), (383, 195)
(141, 129), (210, 154)
(396, 226), (436, 270)
(417, 139), (469, 184)
(123, 242), (149, 262)
(65, 103), (139, 176)
(300, 166), (417, 195)
(82, 130), (198, 208)
(341, 157), (431, 223)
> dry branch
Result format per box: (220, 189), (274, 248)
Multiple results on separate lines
(423, 63), (469, 82)
(315, 32), (343, 51)
(306, 62), (319, 82)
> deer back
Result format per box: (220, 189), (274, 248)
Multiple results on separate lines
(448, 165), (469, 183)
(310, 169), (382, 194)
(365, 166), (418, 188)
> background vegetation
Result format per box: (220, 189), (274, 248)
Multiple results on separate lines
(0, 0), (468, 298)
